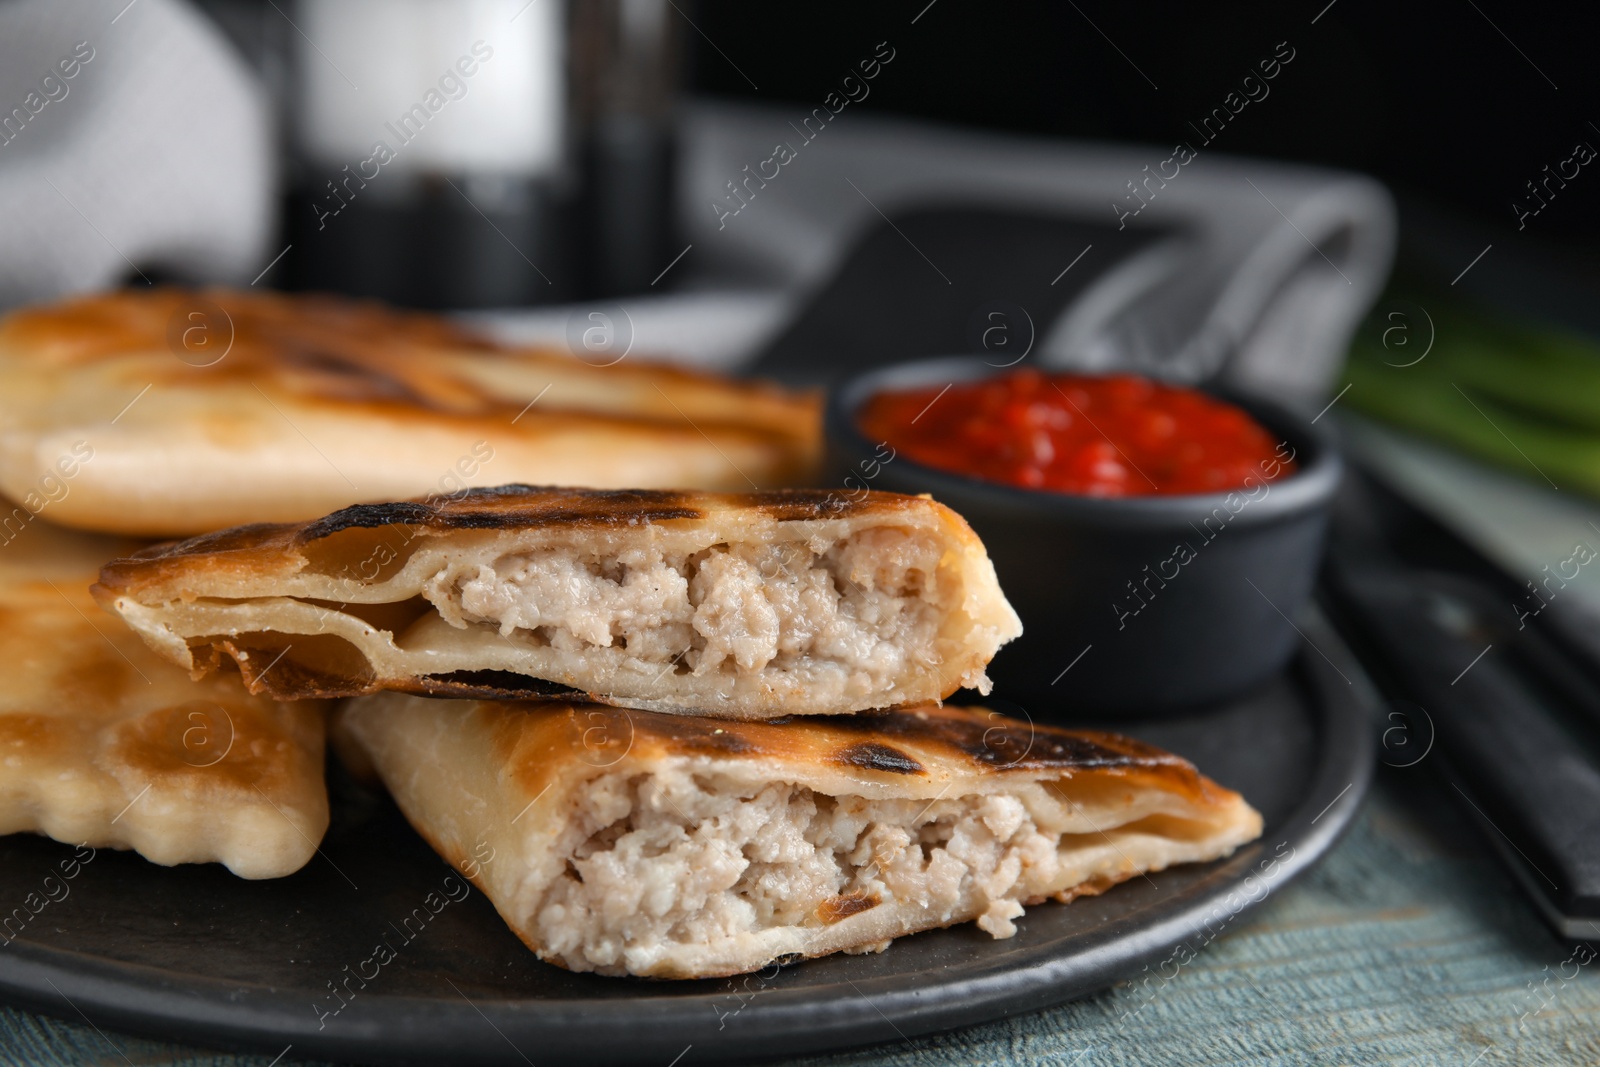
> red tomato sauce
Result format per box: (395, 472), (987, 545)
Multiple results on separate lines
(857, 369), (1295, 496)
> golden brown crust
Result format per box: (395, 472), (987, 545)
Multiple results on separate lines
(0, 288), (821, 536)
(0, 287), (812, 432)
(487, 701), (1222, 806)
(96, 485), (923, 600)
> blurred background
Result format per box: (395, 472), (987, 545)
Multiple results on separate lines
(186, 0), (1598, 307)
(5, 0), (1597, 579)
(4, 0), (1592, 377)
(1, 0), (1597, 539)
(2, 0), (1597, 516)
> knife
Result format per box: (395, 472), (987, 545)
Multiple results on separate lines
(1323, 468), (1600, 938)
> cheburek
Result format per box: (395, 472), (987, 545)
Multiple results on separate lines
(94, 486), (1023, 719)
(0, 287), (819, 537)
(0, 515), (328, 879)
(334, 696), (1263, 978)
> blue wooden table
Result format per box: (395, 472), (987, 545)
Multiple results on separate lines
(4, 759), (1596, 1066)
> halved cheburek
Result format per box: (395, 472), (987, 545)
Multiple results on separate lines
(0, 516), (328, 879)
(335, 697), (1263, 978)
(0, 287), (818, 537)
(94, 486), (1023, 719)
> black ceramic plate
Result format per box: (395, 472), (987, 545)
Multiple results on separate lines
(0, 609), (1372, 1067)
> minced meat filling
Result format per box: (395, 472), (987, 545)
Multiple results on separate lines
(419, 529), (950, 685)
(533, 768), (1061, 975)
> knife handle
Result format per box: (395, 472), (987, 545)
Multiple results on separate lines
(1324, 555), (1600, 924)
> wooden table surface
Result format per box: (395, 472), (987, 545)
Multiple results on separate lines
(3, 757), (1596, 1067)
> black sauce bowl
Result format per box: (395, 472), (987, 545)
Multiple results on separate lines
(824, 357), (1342, 714)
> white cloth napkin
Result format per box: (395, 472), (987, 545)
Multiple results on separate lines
(0, 0), (274, 308)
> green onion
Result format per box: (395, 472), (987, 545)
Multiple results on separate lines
(1343, 298), (1600, 494)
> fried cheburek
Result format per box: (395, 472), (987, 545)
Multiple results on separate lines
(335, 697), (1263, 978)
(0, 516), (328, 879)
(0, 288), (818, 536)
(95, 487), (1022, 719)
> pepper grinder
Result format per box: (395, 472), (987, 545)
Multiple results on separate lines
(283, 0), (575, 307)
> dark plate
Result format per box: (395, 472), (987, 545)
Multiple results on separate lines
(0, 610), (1373, 1066)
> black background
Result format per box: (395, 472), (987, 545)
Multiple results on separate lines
(686, 0), (1600, 250)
